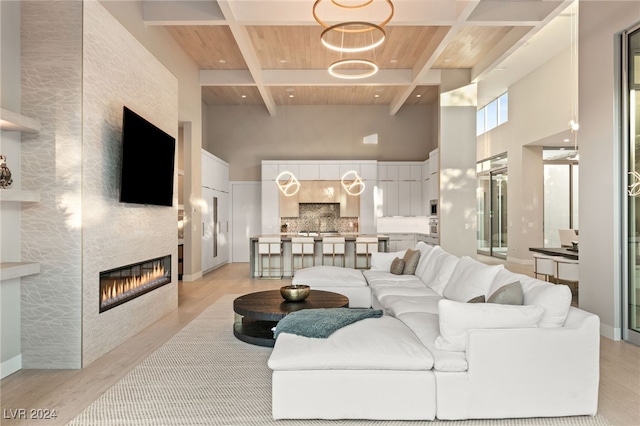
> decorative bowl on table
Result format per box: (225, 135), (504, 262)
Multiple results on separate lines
(280, 285), (310, 302)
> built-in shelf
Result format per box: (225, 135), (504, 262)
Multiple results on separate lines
(0, 108), (40, 133)
(0, 262), (40, 281)
(0, 190), (40, 203)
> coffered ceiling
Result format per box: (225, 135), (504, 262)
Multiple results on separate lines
(142, 0), (575, 115)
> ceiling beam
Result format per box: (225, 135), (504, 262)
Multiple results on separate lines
(217, 1), (277, 116)
(143, 1), (225, 25)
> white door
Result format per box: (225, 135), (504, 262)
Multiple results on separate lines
(231, 182), (261, 262)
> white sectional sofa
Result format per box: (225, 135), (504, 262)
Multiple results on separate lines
(269, 243), (600, 421)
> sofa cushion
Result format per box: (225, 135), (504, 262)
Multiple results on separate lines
(370, 250), (407, 272)
(402, 248), (421, 275)
(443, 257), (504, 302)
(292, 265), (368, 287)
(434, 299), (544, 352)
(417, 246), (459, 296)
(268, 316), (434, 371)
(382, 294), (443, 316)
(414, 242), (436, 278)
(363, 270), (427, 289)
(372, 285), (438, 302)
(489, 269), (572, 327)
(487, 281), (523, 305)
(390, 257), (405, 275)
(396, 312), (468, 372)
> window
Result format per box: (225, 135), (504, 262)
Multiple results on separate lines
(477, 92), (508, 136)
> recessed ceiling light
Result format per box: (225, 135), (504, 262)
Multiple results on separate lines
(374, 94), (380, 98)
(416, 94), (422, 98)
(219, 59), (226, 64)
(289, 94), (294, 98)
(280, 59), (287, 64)
(390, 59), (398, 64)
(563, 138), (570, 143)
(241, 95), (247, 98)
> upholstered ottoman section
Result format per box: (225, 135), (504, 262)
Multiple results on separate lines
(268, 316), (436, 420)
(292, 265), (371, 308)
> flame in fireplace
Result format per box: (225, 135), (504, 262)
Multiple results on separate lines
(100, 262), (169, 309)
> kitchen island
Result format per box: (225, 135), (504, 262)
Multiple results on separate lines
(249, 234), (389, 278)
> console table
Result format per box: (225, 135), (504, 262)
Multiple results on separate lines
(233, 289), (349, 347)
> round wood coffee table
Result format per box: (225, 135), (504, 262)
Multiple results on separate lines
(233, 289), (349, 347)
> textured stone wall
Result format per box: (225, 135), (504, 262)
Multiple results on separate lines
(20, 1), (178, 369)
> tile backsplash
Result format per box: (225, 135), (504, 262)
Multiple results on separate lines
(281, 203), (358, 233)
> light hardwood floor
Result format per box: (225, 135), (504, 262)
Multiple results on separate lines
(1, 262), (639, 425)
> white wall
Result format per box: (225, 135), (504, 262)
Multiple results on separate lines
(230, 182), (261, 263)
(100, 0), (204, 280)
(477, 48), (573, 264)
(578, 1), (640, 340)
(205, 104), (438, 182)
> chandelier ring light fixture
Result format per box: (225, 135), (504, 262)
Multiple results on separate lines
(313, 0), (394, 31)
(331, 0), (374, 8)
(276, 171), (300, 197)
(328, 59), (378, 79)
(341, 170), (365, 196)
(321, 22), (385, 53)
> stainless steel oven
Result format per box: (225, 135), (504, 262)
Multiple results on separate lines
(430, 199), (438, 216)
(429, 217), (438, 236)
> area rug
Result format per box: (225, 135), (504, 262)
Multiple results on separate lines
(68, 295), (611, 426)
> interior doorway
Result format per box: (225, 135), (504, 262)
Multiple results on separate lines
(477, 154), (508, 259)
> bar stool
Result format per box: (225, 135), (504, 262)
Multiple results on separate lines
(322, 236), (345, 267)
(354, 236), (378, 269)
(291, 236), (315, 276)
(533, 253), (562, 282)
(258, 237), (283, 279)
(555, 258), (579, 296)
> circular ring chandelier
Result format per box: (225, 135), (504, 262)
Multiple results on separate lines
(321, 22), (386, 53)
(331, 0), (374, 8)
(275, 171), (300, 196)
(313, 0), (394, 30)
(341, 170), (365, 196)
(328, 59), (378, 79)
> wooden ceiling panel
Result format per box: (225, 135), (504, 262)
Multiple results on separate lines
(166, 26), (248, 70)
(433, 26), (513, 69)
(202, 86), (263, 105)
(404, 86), (439, 105)
(247, 26), (445, 70)
(270, 86), (408, 105)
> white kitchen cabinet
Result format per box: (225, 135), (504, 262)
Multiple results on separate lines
(398, 164), (412, 181)
(429, 148), (439, 175)
(319, 163), (340, 180)
(386, 180), (399, 216)
(298, 164), (320, 180)
(398, 181), (412, 216)
(429, 174), (438, 201)
(410, 181), (422, 216)
(202, 149), (229, 192)
(410, 165), (423, 181)
(388, 233), (417, 251)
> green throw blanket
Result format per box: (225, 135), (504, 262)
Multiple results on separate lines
(274, 308), (383, 339)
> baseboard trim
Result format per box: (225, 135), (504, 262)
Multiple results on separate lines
(181, 271), (202, 282)
(1, 354), (22, 379)
(600, 323), (622, 341)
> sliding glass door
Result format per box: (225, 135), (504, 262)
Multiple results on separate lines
(477, 167), (508, 259)
(623, 24), (640, 345)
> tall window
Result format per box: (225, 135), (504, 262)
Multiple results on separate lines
(477, 154), (508, 259)
(477, 92), (509, 136)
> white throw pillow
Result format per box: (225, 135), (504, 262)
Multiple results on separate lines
(522, 281), (572, 327)
(414, 242), (436, 278)
(435, 299), (544, 352)
(419, 246), (459, 296)
(443, 256), (504, 302)
(370, 250), (407, 272)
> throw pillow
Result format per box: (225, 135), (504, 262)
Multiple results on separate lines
(467, 295), (485, 303)
(402, 248), (421, 275)
(443, 256), (504, 302)
(487, 281), (523, 305)
(434, 299), (544, 352)
(390, 257), (405, 275)
(419, 246), (460, 296)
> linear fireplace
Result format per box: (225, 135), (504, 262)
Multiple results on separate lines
(99, 255), (171, 313)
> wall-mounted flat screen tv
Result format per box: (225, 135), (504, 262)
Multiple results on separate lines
(119, 106), (176, 207)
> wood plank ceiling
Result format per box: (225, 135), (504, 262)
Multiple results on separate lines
(145, 0), (572, 115)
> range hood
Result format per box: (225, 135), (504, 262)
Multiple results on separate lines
(298, 181), (341, 203)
